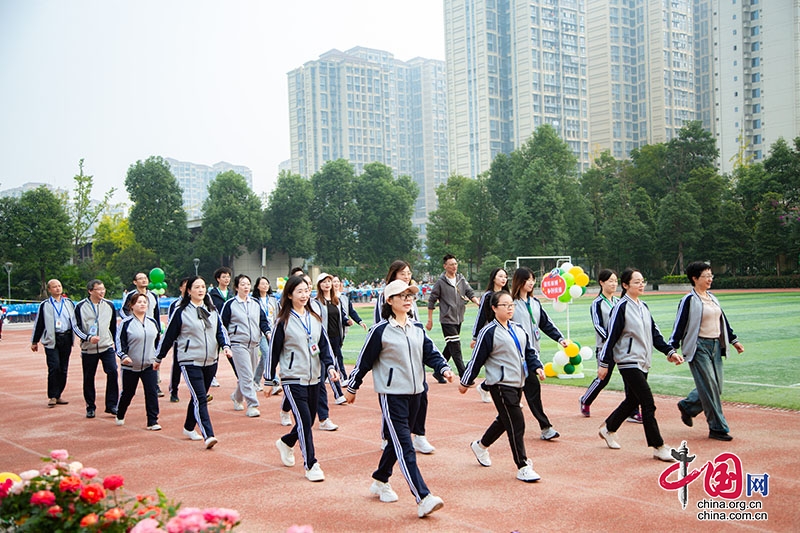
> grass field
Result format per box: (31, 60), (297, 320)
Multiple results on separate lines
(340, 291), (800, 411)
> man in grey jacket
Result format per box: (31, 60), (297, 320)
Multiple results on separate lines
(31, 279), (76, 408)
(426, 254), (479, 379)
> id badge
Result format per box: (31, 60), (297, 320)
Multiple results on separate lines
(308, 341), (320, 358)
(55, 320), (62, 329)
(534, 329), (541, 341)
(89, 323), (98, 336)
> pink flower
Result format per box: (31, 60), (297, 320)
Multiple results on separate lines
(167, 509), (209, 533)
(50, 449), (69, 461)
(287, 526), (314, 533)
(30, 489), (56, 506)
(203, 507), (240, 524)
(19, 469), (40, 481)
(79, 467), (99, 479)
(102, 474), (124, 491)
(103, 507), (125, 521)
(47, 504), (63, 518)
(0, 478), (12, 499)
(131, 518), (167, 533)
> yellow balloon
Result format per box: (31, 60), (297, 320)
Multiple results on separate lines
(564, 342), (579, 357)
(276, 277), (286, 290)
(544, 362), (557, 377)
(575, 273), (590, 287)
(0, 472), (21, 483)
(568, 266), (584, 278)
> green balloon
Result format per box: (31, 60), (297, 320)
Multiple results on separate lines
(558, 292), (572, 303)
(562, 272), (575, 287)
(563, 363), (575, 374)
(147, 282), (155, 290)
(149, 267), (165, 284)
(569, 354), (582, 365)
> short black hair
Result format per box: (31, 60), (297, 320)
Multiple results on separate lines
(213, 266), (233, 280)
(443, 254), (456, 264)
(686, 261), (711, 286)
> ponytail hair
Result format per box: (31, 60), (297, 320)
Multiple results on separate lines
(619, 268), (639, 298)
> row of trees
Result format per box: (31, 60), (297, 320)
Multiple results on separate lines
(426, 122), (800, 282)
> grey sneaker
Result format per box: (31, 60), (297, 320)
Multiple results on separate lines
(541, 427), (560, 440)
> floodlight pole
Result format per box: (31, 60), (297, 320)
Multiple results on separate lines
(3, 262), (12, 301)
(193, 258), (200, 276)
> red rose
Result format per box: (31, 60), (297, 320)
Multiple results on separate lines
(0, 478), (12, 499)
(80, 513), (99, 527)
(30, 490), (56, 506)
(47, 505), (63, 518)
(59, 475), (83, 493)
(103, 507), (125, 521)
(102, 474), (124, 491)
(80, 484), (106, 504)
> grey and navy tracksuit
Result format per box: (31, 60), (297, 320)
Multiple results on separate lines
(463, 319), (542, 469)
(427, 272), (476, 376)
(31, 296), (76, 401)
(267, 310), (336, 471)
(221, 295), (270, 409)
(157, 302), (230, 439)
(599, 294), (676, 446)
(669, 289), (739, 433)
(512, 296), (564, 430)
(115, 314), (161, 425)
(312, 298), (348, 407)
(347, 318), (451, 504)
(73, 297), (119, 414)
(580, 294), (621, 407)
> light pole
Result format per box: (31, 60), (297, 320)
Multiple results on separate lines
(193, 258), (200, 276)
(3, 262), (12, 302)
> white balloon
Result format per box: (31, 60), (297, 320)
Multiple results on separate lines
(569, 284), (583, 299)
(553, 351), (569, 367)
(553, 300), (567, 312)
(560, 262), (574, 271)
(579, 346), (594, 359)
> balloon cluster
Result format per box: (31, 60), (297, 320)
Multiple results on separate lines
(147, 267), (167, 296)
(545, 262), (590, 312)
(276, 277), (286, 291)
(543, 341), (593, 379)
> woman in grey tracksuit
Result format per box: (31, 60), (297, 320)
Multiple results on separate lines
(461, 290), (543, 482)
(157, 276), (231, 449)
(221, 274), (270, 417)
(115, 292), (162, 429)
(346, 279), (453, 518)
(266, 275), (339, 482)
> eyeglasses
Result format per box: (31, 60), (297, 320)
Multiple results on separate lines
(629, 279), (647, 286)
(393, 293), (415, 301)
(495, 303), (515, 309)
(700, 274), (714, 279)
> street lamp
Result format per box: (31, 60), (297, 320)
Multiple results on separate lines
(193, 258), (200, 276)
(3, 262), (12, 302)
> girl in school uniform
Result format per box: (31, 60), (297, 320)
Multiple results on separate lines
(252, 276), (279, 395)
(597, 268), (683, 462)
(460, 290), (543, 482)
(511, 267), (566, 440)
(346, 279), (453, 518)
(115, 292), (162, 430)
(265, 275), (339, 482)
(470, 267), (510, 403)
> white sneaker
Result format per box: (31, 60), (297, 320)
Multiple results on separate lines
(599, 425), (621, 449)
(245, 406), (260, 418)
(417, 494), (444, 518)
(231, 393), (244, 411)
(540, 427), (560, 440)
(275, 438), (295, 467)
(280, 410), (292, 426)
(381, 439), (388, 451)
(413, 435), (436, 454)
(254, 382), (263, 392)
(516, 458), (541, 482)
(210, 377), (220, 387)
(115, 418), (125, 426)
(334, 395), (347, 405)
(271, 384), (283, 396)
(470, 440), (491, 466)
(370, 480), (399, 502)
(319, 419), (338, 431)
(204, 436), (218, 449)
(147, 424), (161, 431)
(478, 385), (492, 403)
(653, 445), (677, 462)
(183, 428), (203, 441)
(305, 462), (325, 482)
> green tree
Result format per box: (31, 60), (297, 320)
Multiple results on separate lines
(196, 171), (266, 269)
(310, 159), (358, 267)
(68, 159), (115, 263)
(125, 156), (190, 272)
(425, 177), (472, 271)
(656, 188), (702, 274)
(265, 170), (314, 271)
(92, 214), (137, 270)
(457, 174), (499, 271)
(353, 162), (418, 279)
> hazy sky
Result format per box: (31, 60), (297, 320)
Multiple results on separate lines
(0, 0), (445, 202)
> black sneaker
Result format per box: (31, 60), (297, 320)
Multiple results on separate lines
(432, 372), (447, 384)
(105, 407), (118, 416)
(170, 395), (180, 403)
(709, 430), (733, 441)
(86, 409), (96, 419)
(677, 402), (693, 427)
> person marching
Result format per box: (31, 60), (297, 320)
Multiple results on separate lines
(346, 279), (453, 518)
(221, 274), (270, 418)
(372, 260), (436, 454)
(313, 273), (348, 408)
(208, 266), (234, 384)
(669, 261), (745, 441)
(252, 276), (279, 394)
(510, 267), (564, 440)
(166, 277), (190, 403)
(266, 275), (339, 482)
(115, 293), (162, 430)
(120, 272), (163, 396)
(31, 279), (76, 408)
(597, 268), (683, 461)
(333, 274), (367, 378)
(156, 276), (232, 449)
(579, 269), (642, 422)
(460, 290), (543, 482)
(470, 267), (510, 403)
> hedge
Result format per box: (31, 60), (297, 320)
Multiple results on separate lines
(655, 275), (800, 289)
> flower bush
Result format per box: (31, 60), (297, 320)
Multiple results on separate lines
(0, 449), (240, 532)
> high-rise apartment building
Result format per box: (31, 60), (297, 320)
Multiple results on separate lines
(444, 0), (590, 177)
(288, 47), (449, 235)
(165, 158), (253, 221)
(712, 0), (800, 172)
